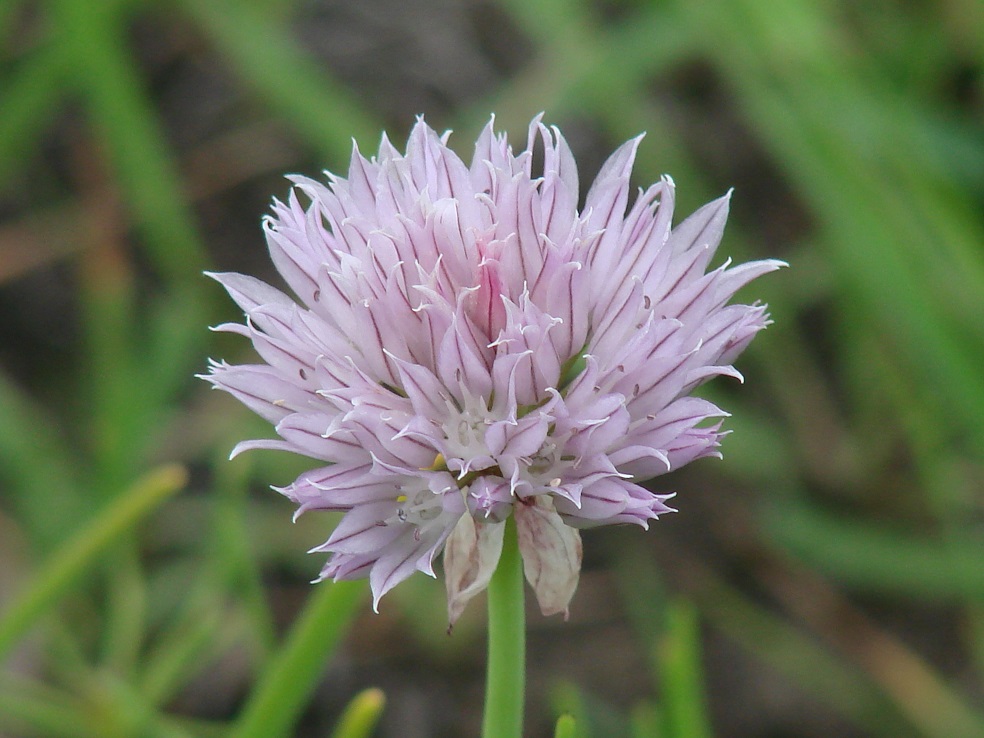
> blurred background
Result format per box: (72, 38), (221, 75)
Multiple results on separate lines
(1, 0), (983, 736)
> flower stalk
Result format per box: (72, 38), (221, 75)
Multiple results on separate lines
(482, 517), (525, 738)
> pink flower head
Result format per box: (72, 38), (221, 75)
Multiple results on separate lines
(203, 115), (783, 622)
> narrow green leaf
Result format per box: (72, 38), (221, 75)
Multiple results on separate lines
(554, 714), (578, 738)
(550, 683), (591, 738)
(97, 670), (197, 738)
(0, 673), (103, 738)
(100, 536), (147, 674)
(616, 538), (913, 737)
(0, 464), (187, 660)
(0, 42), (67, 182)
(51, 0), (208, 282)
(550, 682), (628, 738)
(0, 369), (82, 549)
(143, 284), (211, 417)
(139, 585), (233, 706)
(658, 600), (713, 738)
(764, 501), (984, 602)
(77, 235), (140, 492)
(477, 1), (690, 132)
(179, 0), (381, 164)
(231, 580), (365, 738)
(210, 450), (277, 659)
(673, 0), (984, 449)
(330, 688), (386, 738)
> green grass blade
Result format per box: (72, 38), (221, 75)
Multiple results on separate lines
(673, 0), (984, 449)
(481, 1), (691, 132)
(659, 600), (713, 738)
(231, 580), (365, 738)
(617, 538), (913, 737)
(143, 284), (212, 419)
(550, 681), (633, 738)
(0, 369), (83, 549)
(765, 501), (984, 602)
(0, 464), (187, 661)
(550, 683), (592, 738)
(179, 0), (381, 164)
(0, 674), (103, 738)
(51, 0), (208, 282)
(554, 714), (578, 738)
(138, 585), (233, 706)
(0, 43), (67, 182)
(209, 452), (277, 658)
(330, 688), (386, 738)
(100, 535), (147, 673)
(97, 670), (197, 738)
(76, 232), (141, 492)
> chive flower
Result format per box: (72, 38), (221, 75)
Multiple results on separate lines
(203, 116), (783, 623)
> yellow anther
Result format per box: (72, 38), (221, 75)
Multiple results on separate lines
(421, 453), (447, 472)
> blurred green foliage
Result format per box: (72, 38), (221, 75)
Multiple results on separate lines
(1, 0), (983, 736)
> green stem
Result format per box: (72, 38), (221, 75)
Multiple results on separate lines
(482, 517), (526, 738)
(231, 580), (364, 738)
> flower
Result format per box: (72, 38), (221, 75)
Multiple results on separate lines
(203, 115), (783, 622)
